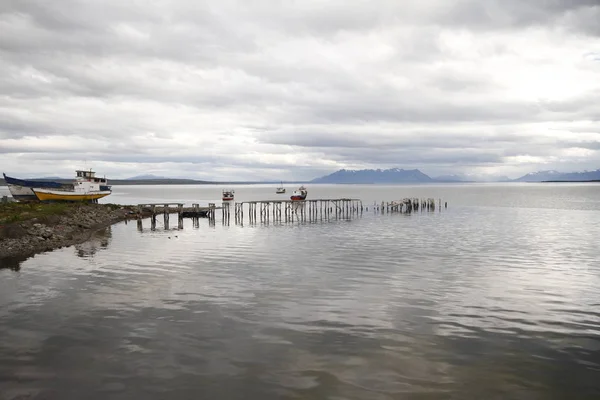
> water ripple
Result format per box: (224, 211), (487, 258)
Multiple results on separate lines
(1, 202), (600, 398)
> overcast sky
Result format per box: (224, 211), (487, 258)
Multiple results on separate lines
(1, 0), (599, 181)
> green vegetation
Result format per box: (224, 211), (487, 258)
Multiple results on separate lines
(0, 202), (74, 225)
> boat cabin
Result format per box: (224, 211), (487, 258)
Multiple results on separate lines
(76, 170), (108, 184)
(73, 170), (110, 193)
(222, 189), (235, 200)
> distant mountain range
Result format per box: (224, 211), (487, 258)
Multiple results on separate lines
(310, 168), (600, 183)
(432, 173), (511, 182)
(309, 168), (507, 183)
(512, 169), (600, 182)
(311, 168), (432, 184)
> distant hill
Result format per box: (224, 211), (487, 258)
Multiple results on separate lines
(311, 168), (516, 184)
(513, 170), (563, 182)
(311, 168), (433, 184)
(514, 169), (600, 182)
(553, 169), (600, 181)
(126, 174), (168, 180)
(433, 173), (511, 182)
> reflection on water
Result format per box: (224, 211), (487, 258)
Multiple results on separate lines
(0, 256), (24, 271)
(74, 227), (112, 258)
(136, 214), (186, 232)
(1, 185), (600, 398)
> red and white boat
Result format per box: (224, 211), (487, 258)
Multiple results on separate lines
(290, 185), (307, 201)
(222, 189), (234, 201)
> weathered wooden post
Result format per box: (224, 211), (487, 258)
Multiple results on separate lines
(164, 212), (170, 230)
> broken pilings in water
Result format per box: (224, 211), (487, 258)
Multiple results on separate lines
(234, 198), (363, 225)
(372, 198), (446, 214)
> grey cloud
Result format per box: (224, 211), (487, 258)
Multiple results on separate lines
(557, 141), (600, 151)
(257, 130), (524, 150)
(538, 91), (600, 120)
(1, 0), (599, 180)
(325, 147), (505, 167)
(0, 118), (55, 139)
(441, 0), (600, 35)
(277, 87), (553, 125)
(11, 151), (321, 177)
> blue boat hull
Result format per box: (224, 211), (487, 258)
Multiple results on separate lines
(3, 173), (66, 189)
(3, 173), (73, 202)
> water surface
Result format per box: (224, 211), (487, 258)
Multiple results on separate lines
(1, 183), (599, 399)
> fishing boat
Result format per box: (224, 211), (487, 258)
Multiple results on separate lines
(276, 182), (286, 194)
(32, 169), (112, 202)
(290, 185), (307, 201)
(222, 189), (234, 201)
(2, 173), (74, 202)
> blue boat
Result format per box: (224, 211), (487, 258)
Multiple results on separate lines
(2, 173), (74, 202)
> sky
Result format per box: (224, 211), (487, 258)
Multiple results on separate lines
(1, 0), (599, 181)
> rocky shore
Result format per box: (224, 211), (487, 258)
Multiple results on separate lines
(0, 203), (136, 266)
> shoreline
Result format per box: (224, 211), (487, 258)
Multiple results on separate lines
(0, 203), (139, 268)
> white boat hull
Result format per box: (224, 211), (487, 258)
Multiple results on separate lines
(6, 184), (37, 202)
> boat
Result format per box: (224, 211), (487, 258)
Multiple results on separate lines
(222, 189), (234, 201)
(31, 169), (112, 202)
(3, 173), (74, 202)
(276, 182), (286, 194)
(290, 185), (307, 201)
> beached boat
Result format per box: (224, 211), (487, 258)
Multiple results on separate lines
(276, 182), (286, 194)
(3, 173), (74, 202)
(222, 189), (234, 201)
(290, 185), (307, 201)
(32, 169), (112, 202)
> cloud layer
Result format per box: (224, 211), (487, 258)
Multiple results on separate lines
(1, 0), (599, 180)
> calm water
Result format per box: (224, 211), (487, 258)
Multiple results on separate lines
(1, 183), (600, 399)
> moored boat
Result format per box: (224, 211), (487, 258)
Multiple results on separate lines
(32, 169), (111, 202)
(33, 188), (112, 202)
(276, 182), (286, 194)
(2, 173), (73, 202)
(290, 185), (307, 201)
(222, 189), (234, 201)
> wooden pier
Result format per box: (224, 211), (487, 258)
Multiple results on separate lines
(134, 197), (447, 230)
(231, 198), (364, 224)
(137, 202), (220, 219)
(135, 202), (221, 231)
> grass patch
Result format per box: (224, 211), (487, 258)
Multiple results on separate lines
(0, 202), (76, 225)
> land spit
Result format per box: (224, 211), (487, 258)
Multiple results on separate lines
(0, 202), (215, 265)
(0, 203), (140, 265)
